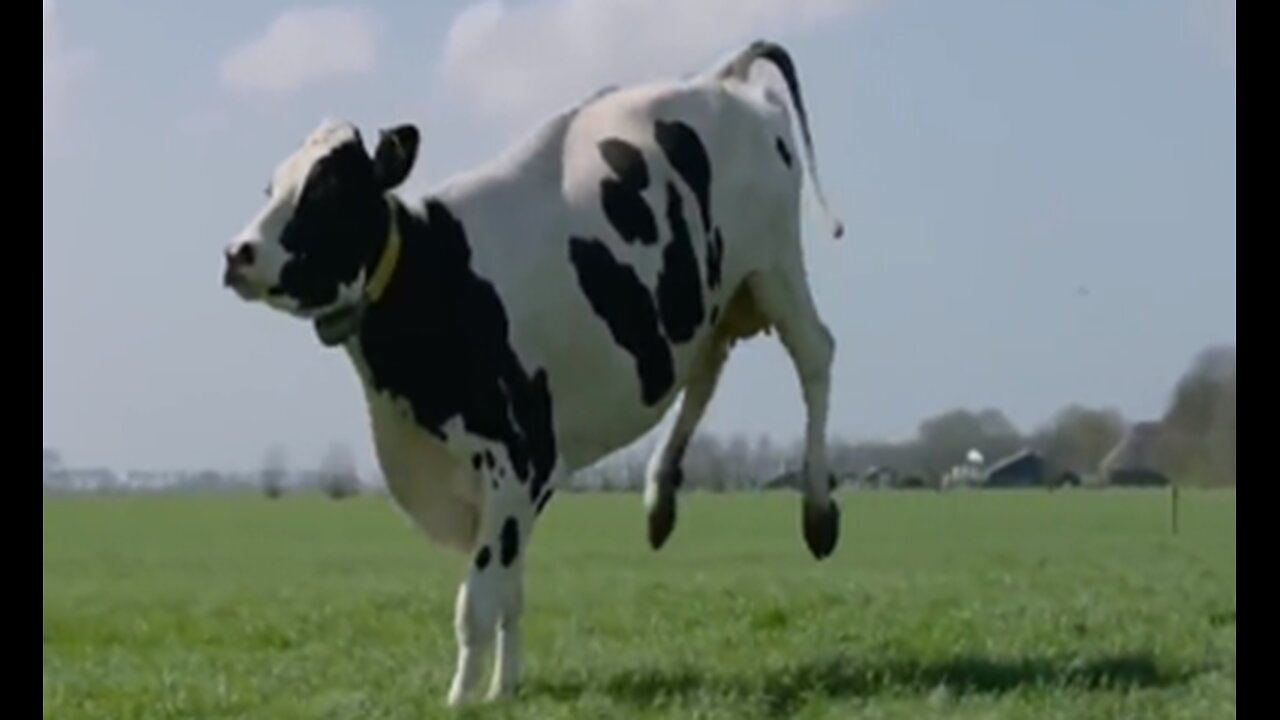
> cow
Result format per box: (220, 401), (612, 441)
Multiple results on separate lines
(221, 38), (845, 706)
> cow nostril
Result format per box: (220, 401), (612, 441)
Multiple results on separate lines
(226, 242), (256, 267)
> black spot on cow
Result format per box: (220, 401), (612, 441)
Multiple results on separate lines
(598, 139), (658, 246)
(355, 199), (557, 506)
(483, 450), (495, 469)
(471, 453), (483, 471)
(600, 138), (650, 186)
(569, 236), (674, 405)
(500, 517), (520, 567)
(653, 121), (723, 297)
(706, 228), (724, 291)
(474, 545), (492, 570)
(775, 137), (793, 168)
(655, 120), (713, 233)
(535, 489), (555, 516)
(517, 369), (556, 500)
(656, 182), (705, 343)
(274, 139), (389, 312)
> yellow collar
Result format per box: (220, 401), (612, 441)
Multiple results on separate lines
(365, 195), (402, 304)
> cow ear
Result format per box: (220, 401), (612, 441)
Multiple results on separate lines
(372, 124), (419, 191)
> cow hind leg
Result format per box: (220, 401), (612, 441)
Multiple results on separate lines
(644, 339), (729, 549)
(746, 260), (840, 560)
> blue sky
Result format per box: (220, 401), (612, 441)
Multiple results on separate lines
(42, 0), (1235, 474)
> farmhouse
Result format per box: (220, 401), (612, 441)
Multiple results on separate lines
(982, 448), (1046, 488)
(941, 448), (985, 490)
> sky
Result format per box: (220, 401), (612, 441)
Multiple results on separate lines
(43, 0), (1236, 475)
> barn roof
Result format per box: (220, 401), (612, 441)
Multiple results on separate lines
(984, 448), (1043, 476)
(1099, 421), (1163, 473)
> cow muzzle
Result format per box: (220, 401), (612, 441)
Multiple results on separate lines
(222, 241), (263, 299)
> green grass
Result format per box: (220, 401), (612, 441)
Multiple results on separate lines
(44, 488), (1235, 719)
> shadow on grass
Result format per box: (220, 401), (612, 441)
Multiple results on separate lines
(529, 652), (1198, 716)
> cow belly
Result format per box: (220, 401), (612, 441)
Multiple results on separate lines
(367, 394), (483, 554)
(541, 335), (704, 471)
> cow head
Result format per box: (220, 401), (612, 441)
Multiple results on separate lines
(223, 118), (419, 343)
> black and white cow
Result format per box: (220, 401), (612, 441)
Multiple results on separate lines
(222, 39), (844, 705)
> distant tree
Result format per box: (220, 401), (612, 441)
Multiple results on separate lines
(684, 435), (727, 491)
(915, 407), (1022, 479)
(1031, 405), (1127, 477)
(975, 408), (1020, 438)
(1156, 344), (1236, 485)
(848, 440), (914, 476)
(829, 438), (859, 478)
(260, 446), (288, 499)
(621, 456), (646, 492)
(723, 434), (753, 490)
(189, 470), (226, 491)
(1208, 367), (1235, 485)
(43, 447), (65, 491)
(750, 435), (781, 483)
(319, 443), (360, 500)
(43, 447), (62, 472)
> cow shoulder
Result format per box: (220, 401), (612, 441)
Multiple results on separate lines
(354, 198), (557, 501)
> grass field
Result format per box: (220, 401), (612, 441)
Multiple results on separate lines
(43, 488), (1235, 719)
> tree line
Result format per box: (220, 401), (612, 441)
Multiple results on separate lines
(209, 342), (1245, 496)
(562, 343), (1235, 492)
(42, 344), (1233, 498)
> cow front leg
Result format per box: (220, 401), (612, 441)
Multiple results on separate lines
(446, 448), (560, 706)
(447, 558), (496, 706)
(485, 505), (532, 703)
(486, 457), (565, 702)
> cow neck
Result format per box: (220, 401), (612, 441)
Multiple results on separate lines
(312, 194), (404, 347)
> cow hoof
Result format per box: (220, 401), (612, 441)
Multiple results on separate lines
(485, 683), (518, 703)
(446, 687), (467, 708)
(647, 489), (677, 550)
(447, 672), (479, 707)
(802, 498), (840, 560)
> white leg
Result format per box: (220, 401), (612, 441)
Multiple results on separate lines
(447, 569), (496, 706)
(644, 339), (728, 549)
(447, 447), (560, 706)
(748, 262), (840, 559)
(488, 561), (525, 701)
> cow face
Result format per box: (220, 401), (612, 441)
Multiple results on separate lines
(223, 118), (419, 321)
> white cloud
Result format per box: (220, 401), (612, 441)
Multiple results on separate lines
(220, 6), (380, 95)
(43, 0), (94, 137)
(438, 0), (872, 127)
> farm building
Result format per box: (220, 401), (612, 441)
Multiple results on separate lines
(1098, 422), (1171, 487)
(761, 470), (842, 492)
(983, 449), (1046, 488)
(942, 448), (985, 490)
(861, 466), (898, 489)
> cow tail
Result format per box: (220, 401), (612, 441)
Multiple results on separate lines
(716, 39), (844, 240)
